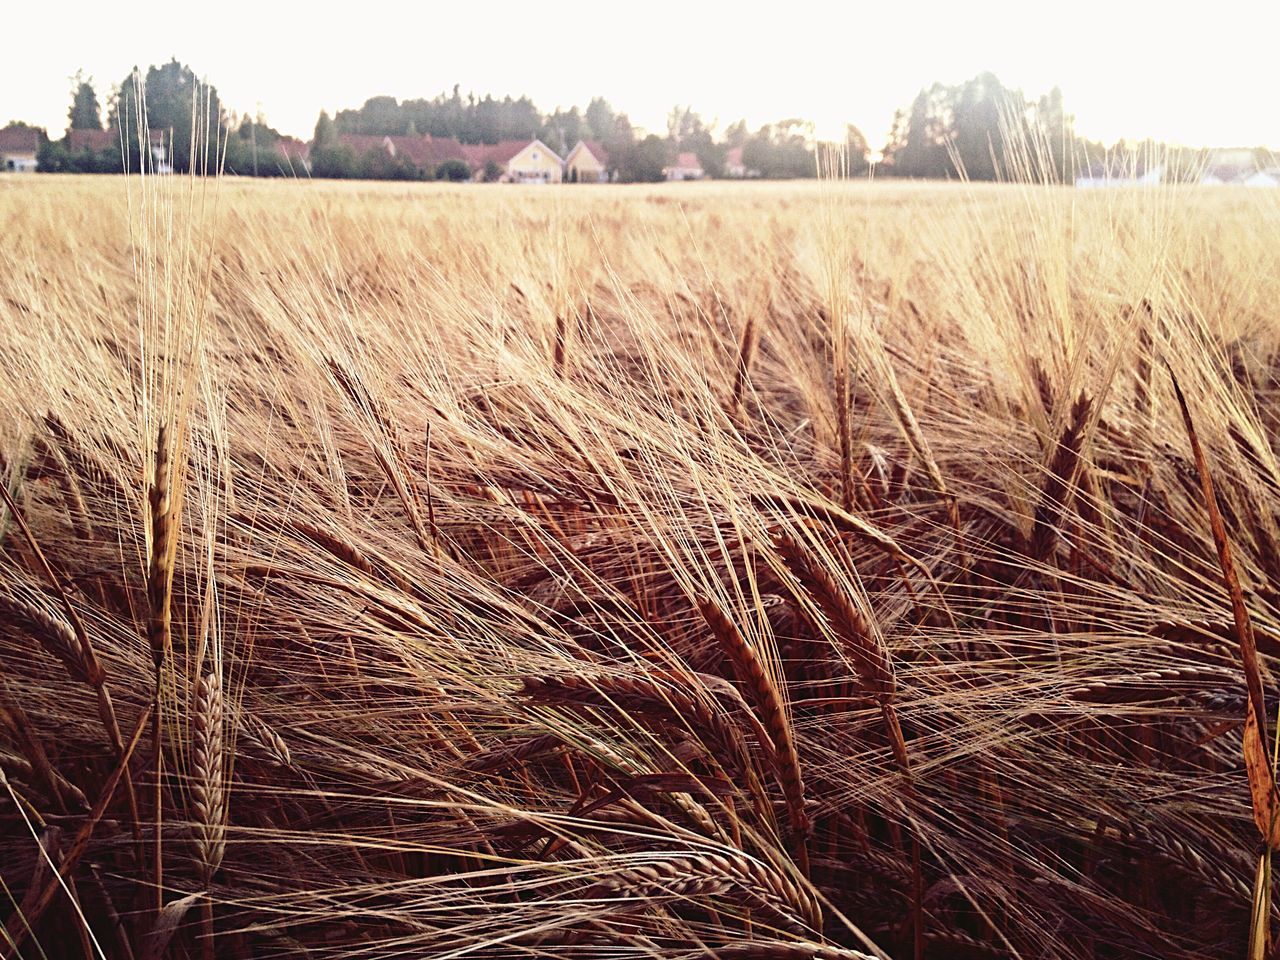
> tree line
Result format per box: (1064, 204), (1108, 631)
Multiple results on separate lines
(8, 60), (1252, 183)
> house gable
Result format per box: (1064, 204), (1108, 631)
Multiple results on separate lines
(566, 141), (605, 167)
(506, 139), (563, 182)
(510, 139), (561, 168)
(565, 141), (608, 182)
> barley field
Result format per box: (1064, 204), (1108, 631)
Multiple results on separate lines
(2, 174), (1280, 959)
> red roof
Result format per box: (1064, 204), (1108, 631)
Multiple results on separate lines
(335, 133), (401, 163)
(389, 134), (465, 167)
(336, 133), (475, 169)
(725, 146), (744, 167)
(275, 137), (310, 161)
(673, 152), (702, 171)
(0, 127), (41, 153)
(330, 134), (557, 172)
(463, 139), (548, 167)
(67, 128), (162, 151)
(569, 140), (608, 166)
(67, 128), (118, 152)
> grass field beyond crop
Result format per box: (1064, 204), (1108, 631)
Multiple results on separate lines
(2, 174), (1280, 959)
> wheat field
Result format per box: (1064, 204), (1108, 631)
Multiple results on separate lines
(1, 173), (1280, 959)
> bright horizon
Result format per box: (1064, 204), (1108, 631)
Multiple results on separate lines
(4, 1), (1278, 152)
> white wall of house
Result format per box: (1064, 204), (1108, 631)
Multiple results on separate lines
(151, 143), (173, 175)
(506, 141), (563, 183)
(2, 154), (38, 173)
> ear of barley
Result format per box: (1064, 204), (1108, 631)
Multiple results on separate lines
(1030, 392), (1092, 562)
(36, 438), (93, 541)
(240, 713), (292, 768)
(730, 314), (758, 413)
(695, 596), (811, 877)
(584, 848), (821, 934)
(519, 671), (758, 784)
(0, 582), (89, 684)
(146, 422), (176, 919)
(190, 670), (226, 887)
(771, 530), (909, 773)
(712, 943), (878, 960)
(146, 423), (174, 675)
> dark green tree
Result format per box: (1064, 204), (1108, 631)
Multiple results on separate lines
(723, 119), (749, 148)
(110, 60), (225, 174)
(666, 106), (723, 177)
(584, 98), (615, 142)
(880, 84), (953, 178)
(880, 74), (1075, 182)
(475, 95), (502, 143)
(844, 124), (870, 176)
(1031, 86), (1075, 183)
(436, 158), (472, 181)
(38, 140), (72, 172)
(541, 106), (583, 156)
(311, 143), (357, 179)
(742, 121), (815, 179)
(67, 72), (102, 132)
(313, 111), (336, 150)
(604, 113), (634, 169)
(951, 72), (1019, 181)
(618, 134), (668, 183)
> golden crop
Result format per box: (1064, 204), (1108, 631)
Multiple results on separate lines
(1, 174), (1278, 958)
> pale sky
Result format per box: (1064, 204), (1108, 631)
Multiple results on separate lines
(4, 1), (1277, 151)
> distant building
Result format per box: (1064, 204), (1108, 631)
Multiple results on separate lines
(337, 133), (467, 178)
(723, 146), (744, 178)
(274, 137), (311, 173)
(497, 139), (562, 183)
(0, 127), (41, 173)
(1199, 149), (1275, 186)
(1208, 148), (1257, 170)
(460, 139), (561, 182)
(723, 145), (758, 178)
(65, 128), (172, 173)
(335, 134), (568, 183)
(565, 140), (609, 182)
(664, 151), (704, 181)
(1137, 165), (1164, 186)
(66, 128), (118, 153)
(1074, 163), (1164, 188)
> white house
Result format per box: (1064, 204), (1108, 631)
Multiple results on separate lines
(1075, 163), (1164, 188)
(0, 127), (40, 173)
(64, 128), (172, 174)
(1199, 148), (1269, 186)
(1137, 165), (1165, 186)
(459, 138), (564, 183)
(505, 139), (563, 183)
(723, 145), (758, 178)
(664, 151), (704, 181)
(564, 141), (609, 182)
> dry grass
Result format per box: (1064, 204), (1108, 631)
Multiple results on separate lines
(1, 172), (1280, 958)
